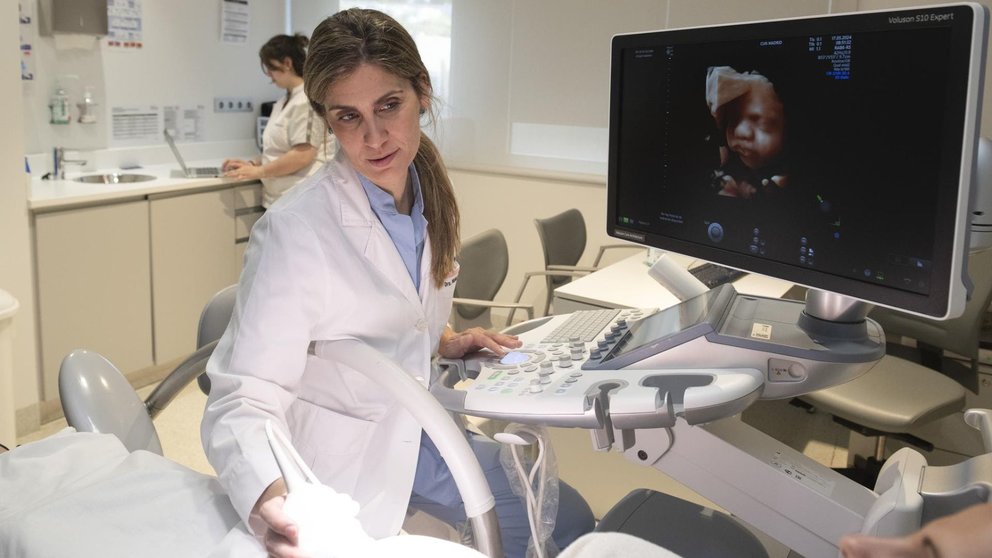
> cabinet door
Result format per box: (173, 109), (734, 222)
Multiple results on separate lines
(35, 201), (154, 400)
(150, 189), (238, 364)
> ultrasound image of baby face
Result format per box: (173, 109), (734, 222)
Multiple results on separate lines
(723, 81), (785, 170)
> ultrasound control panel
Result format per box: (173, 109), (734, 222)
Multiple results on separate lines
(432, 285), (885, 432)
(435, 305), (766, 430)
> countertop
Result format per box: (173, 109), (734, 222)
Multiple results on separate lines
(29, 162), (260, 213)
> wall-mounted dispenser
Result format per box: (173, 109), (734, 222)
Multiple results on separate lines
(77, 86), (97, 124)
(38, 0), (109, 37)
(49, 83), (71, 125)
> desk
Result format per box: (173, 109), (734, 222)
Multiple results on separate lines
(553, 252), (796, 313)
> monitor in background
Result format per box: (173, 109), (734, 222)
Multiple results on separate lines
(607, 4), (987, 319)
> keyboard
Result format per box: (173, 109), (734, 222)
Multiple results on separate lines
(689, 263), (747, 288)
(188, 167), (222, 178)
(541, 308), (621, 343)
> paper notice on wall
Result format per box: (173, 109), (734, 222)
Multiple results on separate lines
(111, 105), (161, 142)
(221, 0), (250, 44)
(19, 1), (35, 80)
(107, 0), (144, 49)
(163, 105), (206, 142)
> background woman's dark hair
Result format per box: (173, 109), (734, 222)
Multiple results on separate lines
(259, 34), (309, 76)
(304, 8), (460, 288)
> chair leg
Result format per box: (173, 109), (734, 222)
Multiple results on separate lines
(873, 435), (888, 462)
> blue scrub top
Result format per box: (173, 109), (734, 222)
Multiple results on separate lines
(358, 164), (427, 291)
(358, 165), (457, 504)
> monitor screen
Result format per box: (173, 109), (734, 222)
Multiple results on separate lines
(607, 4), (986, 319)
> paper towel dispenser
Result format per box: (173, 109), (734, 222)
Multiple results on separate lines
(39, 0), (109, 36)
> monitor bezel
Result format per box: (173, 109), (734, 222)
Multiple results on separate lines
(606, 3), (987, 319)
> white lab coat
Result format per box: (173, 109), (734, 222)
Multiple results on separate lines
(201, 148), (458, 539)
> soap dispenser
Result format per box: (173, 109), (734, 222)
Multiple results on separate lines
(49, 84), (71, 125)
(77, 86), (97, 124)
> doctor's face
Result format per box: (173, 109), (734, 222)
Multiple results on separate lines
(321, 63), (426, 196)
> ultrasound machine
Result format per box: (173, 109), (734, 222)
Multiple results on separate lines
(432, 4), (992, 557)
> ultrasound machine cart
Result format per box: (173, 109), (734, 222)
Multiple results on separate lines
(434, 3), (992, 556)
(432, 285), (992, 558)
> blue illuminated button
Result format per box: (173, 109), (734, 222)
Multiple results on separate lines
(500, 351), (530, 365)
(708, 222), (725, 242)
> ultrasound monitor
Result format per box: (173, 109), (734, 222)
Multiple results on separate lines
(607, 3), (987, 319)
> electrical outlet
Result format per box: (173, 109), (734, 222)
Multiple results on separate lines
(214, 97), (254, 113)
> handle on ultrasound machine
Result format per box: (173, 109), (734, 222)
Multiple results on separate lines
(965, 409), (992, 453)
(433, 354), (765, 429)
(310, 340), (502, 558)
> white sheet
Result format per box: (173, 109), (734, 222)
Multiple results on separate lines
(0, 429), (682, 558)
(0, 429), (241, 558)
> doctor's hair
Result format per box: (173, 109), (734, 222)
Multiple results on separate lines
(259, 33), (309, 77)
(304, 8), (459, 288)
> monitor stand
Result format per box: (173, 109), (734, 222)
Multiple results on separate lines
(649, 251), (879, 353)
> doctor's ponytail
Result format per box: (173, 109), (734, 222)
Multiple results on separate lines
(415, 134), (459, 289)
(305, 8), (460, 288)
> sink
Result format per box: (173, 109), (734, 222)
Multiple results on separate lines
(73, 173), (157, 184)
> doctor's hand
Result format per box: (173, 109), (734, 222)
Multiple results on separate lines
(253, 479), (307, 558)
(438, 326), (522, 359)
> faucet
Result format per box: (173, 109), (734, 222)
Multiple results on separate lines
(53, 146), (88, 180)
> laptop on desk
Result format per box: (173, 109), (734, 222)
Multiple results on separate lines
(163, 129), (223, 178)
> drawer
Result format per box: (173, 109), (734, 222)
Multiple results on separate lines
(233, 184), (263, 210)
(236, 210), (264, 240)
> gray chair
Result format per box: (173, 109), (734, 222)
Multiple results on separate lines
(869, 246), (992, 375)
(800, 354), (966, 484)
(451, 229), (534, 330)
(59, 349), (164, 454)
(194, 284), (238, 395)
(58, 284), (237, 454)
(515, 208), (641, 316)
(797, 249), (992, 485)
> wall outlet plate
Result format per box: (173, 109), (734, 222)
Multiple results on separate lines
(214, 97), (254, 113)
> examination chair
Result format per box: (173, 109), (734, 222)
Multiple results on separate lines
(59, 284), (237, 453)
(514, 208), (641, 316)
(451, 229), (535, 330)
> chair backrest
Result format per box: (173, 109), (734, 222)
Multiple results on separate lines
(197, 284), (238, 349)
(869, 247), (992, 364)
(195, 284), (238, 395)
(535, 208), (587, 290)
(58, 349), (163, 454)
(453, 229), (510, 321)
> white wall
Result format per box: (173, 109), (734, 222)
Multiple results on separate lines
(22, 0), (289, 155)
(12, 0), (289, 425)
(2, 1), (38, 432)
(449, 0), (992, 321)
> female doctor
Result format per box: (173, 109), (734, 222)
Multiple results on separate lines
(201, 8), (594, 558)
(222, 34), (335, 208)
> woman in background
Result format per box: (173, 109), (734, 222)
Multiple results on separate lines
(222, 34), (335, 208)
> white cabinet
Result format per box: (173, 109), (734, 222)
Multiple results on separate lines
(150, 188), (240, 364)
(233, 183), (264, 277)
(33, 182), (264, 400)
(35, 200), (154, 399)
